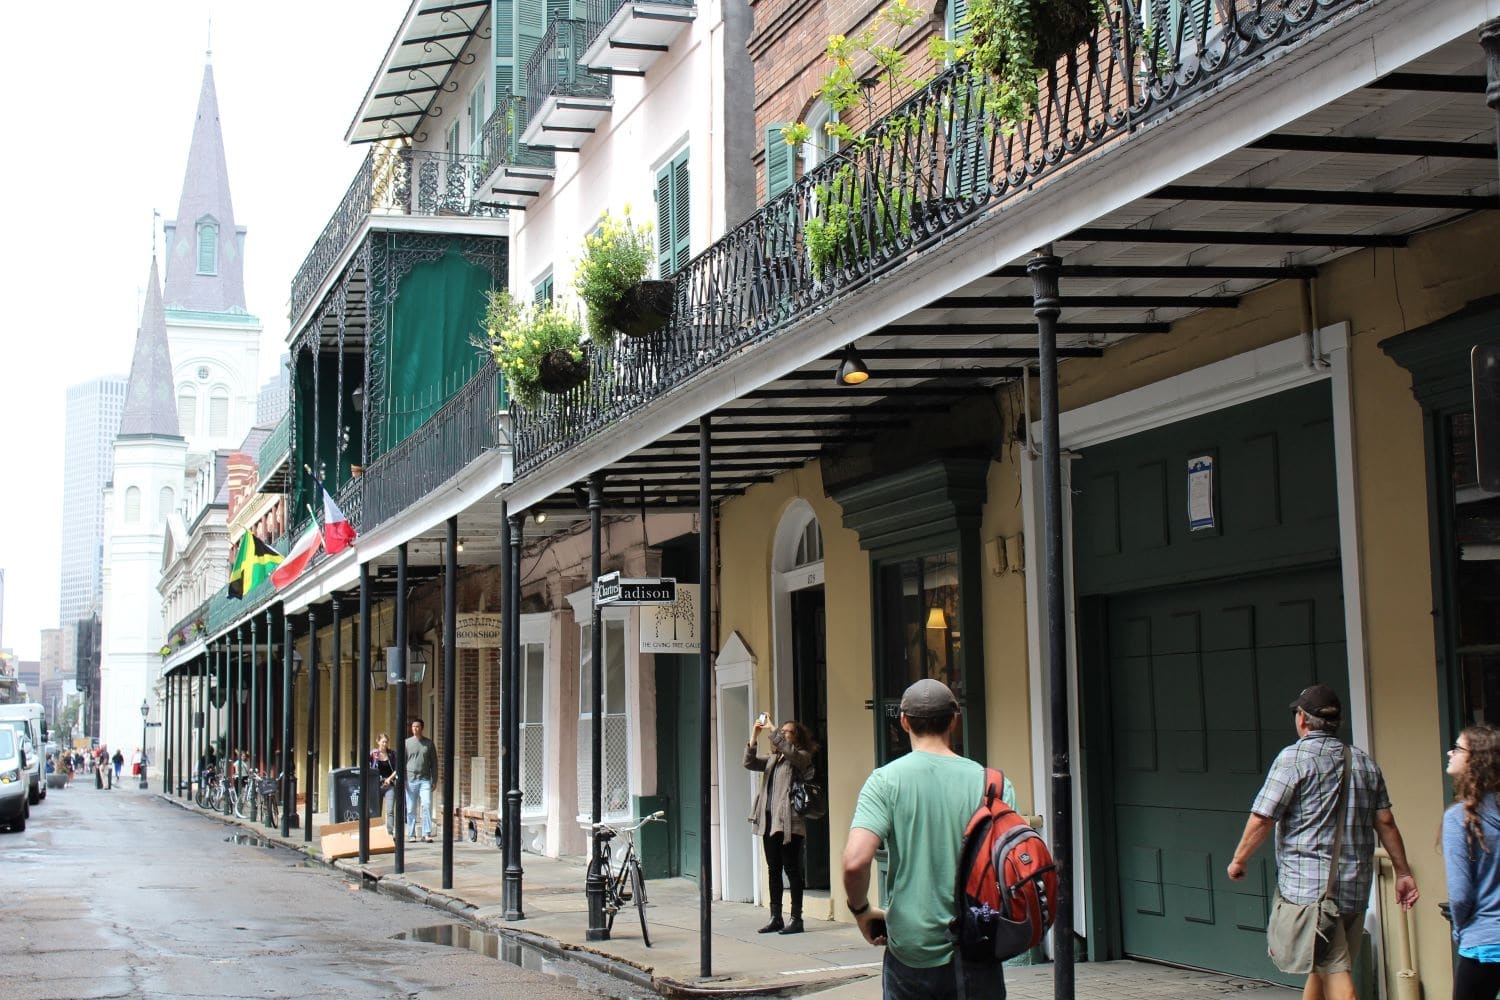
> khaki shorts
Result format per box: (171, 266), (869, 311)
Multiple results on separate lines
(1312, 909), (1365, 975)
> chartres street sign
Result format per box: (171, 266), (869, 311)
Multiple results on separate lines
(595, 571), (677, 607)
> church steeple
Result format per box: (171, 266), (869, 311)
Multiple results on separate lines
(118, 258), (180, 438)
(162, 62), (246, 313)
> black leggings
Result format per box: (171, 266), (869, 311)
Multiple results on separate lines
(1455, 956), (1500, 1000)
(762, 833), (805, 917)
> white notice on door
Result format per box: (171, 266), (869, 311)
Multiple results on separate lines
(1188, 455), (1215, 531)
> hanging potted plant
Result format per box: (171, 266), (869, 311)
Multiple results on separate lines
(957, 0), (1104, 125)
(481, 290), (590, 408)
(574, 208), (674, 340)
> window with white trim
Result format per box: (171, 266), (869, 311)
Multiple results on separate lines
(578, 616), (629, 818)
(124, 486), (141, 523)
(196, 220), (219, 275)
(177, 389), (197, 436)
(158, 486), (175, 523)
(519, 614), (550, 815)
(208, 386), (229, 437)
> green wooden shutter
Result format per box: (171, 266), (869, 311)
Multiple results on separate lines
(514, 0), (546, 98)
(655, 150), (690, 276)
(946, 0), (970, 41)
(534, 274), (554, 304)
(197, 222), (218, 274)
(765, 124), (795, 201)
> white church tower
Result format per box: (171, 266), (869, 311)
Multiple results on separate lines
(98, 60), (260, 755)
(100, 260), (185, 755)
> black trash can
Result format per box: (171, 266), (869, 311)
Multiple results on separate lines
(327, 767), (382, 826)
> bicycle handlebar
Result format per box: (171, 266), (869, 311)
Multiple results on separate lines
(592, 810), (667, 833)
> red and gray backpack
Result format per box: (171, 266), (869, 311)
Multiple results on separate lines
(950, 767), (1058, 962)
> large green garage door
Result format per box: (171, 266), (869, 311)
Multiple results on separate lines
(1070, 381), (1344, 983)
(1108, 566), (1347, 981)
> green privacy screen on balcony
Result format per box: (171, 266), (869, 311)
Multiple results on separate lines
(379, 243), (497, 454)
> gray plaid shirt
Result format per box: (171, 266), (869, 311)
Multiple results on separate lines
(1249, 733), (1390, 911)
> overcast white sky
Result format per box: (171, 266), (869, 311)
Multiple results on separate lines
(0, 0), (413, 659)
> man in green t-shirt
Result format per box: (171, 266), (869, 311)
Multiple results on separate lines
(843, 678), (1006, 999)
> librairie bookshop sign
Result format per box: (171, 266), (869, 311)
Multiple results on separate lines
(455, 613), (502, 649)
(594, 571), (677, 608)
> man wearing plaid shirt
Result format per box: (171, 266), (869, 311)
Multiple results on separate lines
(1227, 684), (1418, 1000)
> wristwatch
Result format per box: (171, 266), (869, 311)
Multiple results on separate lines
(848, 899), (871, 916)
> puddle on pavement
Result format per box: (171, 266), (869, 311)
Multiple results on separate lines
(394, 924), (640, 998)
(223, 833), (277, 848)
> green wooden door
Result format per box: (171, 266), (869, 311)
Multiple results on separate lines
(791, 587), (830, 890)
(1106, 566), (1347, 983)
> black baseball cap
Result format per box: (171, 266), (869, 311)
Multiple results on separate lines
(1290, 684), (1342, 721)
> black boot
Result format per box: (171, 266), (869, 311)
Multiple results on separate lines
(780, 916), (804, 935)
(757, 914), (784, 934)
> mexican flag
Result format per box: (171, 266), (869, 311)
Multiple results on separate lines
(271, 523), (323, 590)
(227, 534), (283, 599)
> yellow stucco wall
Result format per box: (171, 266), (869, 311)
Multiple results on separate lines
(716, 211), (1500, 993)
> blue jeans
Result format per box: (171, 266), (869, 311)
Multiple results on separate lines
(405, 778), (432, 837)
(882, 948), (1005, 1000)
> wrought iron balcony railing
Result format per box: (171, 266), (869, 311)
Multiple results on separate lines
(358, 360), (503, 530)
(581, 0), (695, 40)
(513, 0), (1367, 474)
(256, 414), (290, 488)
(480, 96), (557, 178)
(291, 145), (508, 321)
(521, 18), (613, 139)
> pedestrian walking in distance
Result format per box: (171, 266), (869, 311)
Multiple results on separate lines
(1227, 684), (1418, 1000)
(404, 719), (436, 842)
(843, 678), (1006, 999)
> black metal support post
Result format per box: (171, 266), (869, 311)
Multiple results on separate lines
(585, 472), (607, 941)
(1030, 249), (1073, 1000)
(442, 514), (457, 887)
(305, 606), (318, 842)
(394, 542), (409, 874)
(358, 563), (372, 864)
(698, 416), (714, 977)
(187, 662), (196, 798)
(265, 610), (276, 794)
(250, 617), (259, 775)
(331, 597), (342, 771)
(1482, 20), (1500, 192)
(281, 612), (294, 838)
(504, 507), (524, 919)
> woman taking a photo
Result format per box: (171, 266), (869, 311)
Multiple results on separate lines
(1445, 723), (1500, 999)
(744, 716), (817, 935)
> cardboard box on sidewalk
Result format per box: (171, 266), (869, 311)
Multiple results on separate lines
(320, 817), (394, 859)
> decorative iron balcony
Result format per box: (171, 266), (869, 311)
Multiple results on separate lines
(512, 0), (1369, 474)
(290, 145), (508, 321)
(358, 360), (503, 530)
(478, 96), (558, 208)
(520, 18), (614, 148)
(580, 0), (696, 75)
(255, 413), (291, 493)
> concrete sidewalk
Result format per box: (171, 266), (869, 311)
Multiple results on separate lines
(166, 792), (1299, 999)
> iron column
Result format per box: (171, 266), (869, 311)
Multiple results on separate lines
(585, 473), (607, 940)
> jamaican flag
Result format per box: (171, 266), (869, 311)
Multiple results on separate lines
(228, 533), (283, 599)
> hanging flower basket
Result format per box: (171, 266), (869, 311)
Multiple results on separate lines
(963, 0), (1104, 124)
(536, 346), (591, 395)
(605, 280), (675, 339)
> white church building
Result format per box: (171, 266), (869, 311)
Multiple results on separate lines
(98, 62), (261, 757)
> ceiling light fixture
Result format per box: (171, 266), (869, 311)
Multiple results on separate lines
(835, 344), (870, 386)
(533, 510), (547, 525)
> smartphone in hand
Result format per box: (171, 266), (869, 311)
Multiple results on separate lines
(868, 918), (888, 942)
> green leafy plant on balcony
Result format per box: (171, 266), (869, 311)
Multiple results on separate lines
(804, 164), (912, 282)
(481, 290), (590, 409)
(159, 645), (173, 660)
(950, 0), (1104, 125)
(574, 208), (674, 341)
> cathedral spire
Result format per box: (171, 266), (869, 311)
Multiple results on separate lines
(119, 258), (180, 438)
(162, 62), (246, 313)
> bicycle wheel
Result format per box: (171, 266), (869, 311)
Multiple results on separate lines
(629, 861), (651, 947)
(195, 781), (208, 808)
(265, 793), (278, 829)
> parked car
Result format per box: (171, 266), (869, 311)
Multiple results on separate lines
(0, 703), (46, 805)
(0, 728), (30, 832)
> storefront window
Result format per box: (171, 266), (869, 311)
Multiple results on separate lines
(875, 550), (965, 761)
(1448, 411), (1500, 725)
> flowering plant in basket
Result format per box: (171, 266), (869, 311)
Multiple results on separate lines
(481, 290), (589, 409)
(574, 208), (666, 341)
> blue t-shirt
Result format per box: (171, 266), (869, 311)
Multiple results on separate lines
(1444, 795), (1500, 951)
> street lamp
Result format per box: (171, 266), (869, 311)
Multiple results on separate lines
(138, 699), (150, 789)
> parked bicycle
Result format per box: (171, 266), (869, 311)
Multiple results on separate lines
(591, 810), (666, 946)
(195, 765), (224, 811)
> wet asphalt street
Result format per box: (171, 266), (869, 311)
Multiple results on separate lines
(0, 779), (623, 999)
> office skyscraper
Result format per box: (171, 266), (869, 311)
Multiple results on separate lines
(59, 376), (127, 626)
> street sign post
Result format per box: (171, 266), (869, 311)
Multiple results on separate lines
(595, 573), (677, 607)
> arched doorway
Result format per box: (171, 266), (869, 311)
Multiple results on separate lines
(772, 500), (830, 890)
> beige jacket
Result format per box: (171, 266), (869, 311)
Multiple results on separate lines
(743, 729), (813, 840)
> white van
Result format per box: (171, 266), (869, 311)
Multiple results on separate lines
(0, 703), (47, 805)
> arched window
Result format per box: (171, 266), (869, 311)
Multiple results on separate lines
(158, 487), (175, 523)
(208, 386), (229, 437)
(800, 100), (840, 174)
(177, 388), (197, 435)
(124, 486), (141, 523)
(793, 516), (824, 567)
(196, 219), (219, 275)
